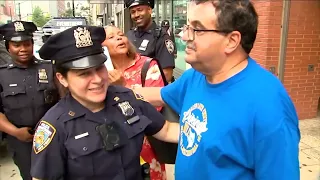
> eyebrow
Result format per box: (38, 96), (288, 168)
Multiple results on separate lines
(188, 19), (206, 29)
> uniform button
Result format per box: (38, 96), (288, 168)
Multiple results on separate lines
(29, 86), (32, 88)
(83, 147), (88, 151)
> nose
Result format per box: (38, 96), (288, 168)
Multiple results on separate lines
(181, 30), (189, 42)
(116, 36), (122, 41)
(92, 71), (103, 83)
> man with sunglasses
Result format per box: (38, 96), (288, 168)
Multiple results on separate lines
(134, 0), (300, 180)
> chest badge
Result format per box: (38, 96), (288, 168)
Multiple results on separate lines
(118, 101), (134, 117)
(38, 69), (48, 83)
(139, 39), (149, 51)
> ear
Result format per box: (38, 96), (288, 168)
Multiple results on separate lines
(224, 31), (241, 54)
(56, 72), (69, 88)
(148, 7), (152, 14)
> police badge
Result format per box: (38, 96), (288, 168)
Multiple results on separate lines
(14, 22), (25, 32)
(118, 101), (135, 117)
(38, 69), (48, 83)
(74, 27), (93, 48)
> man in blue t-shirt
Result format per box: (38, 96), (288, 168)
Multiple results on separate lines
(135, 0), (300, 180)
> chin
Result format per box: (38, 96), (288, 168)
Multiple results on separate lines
(88, 93), (106, 103)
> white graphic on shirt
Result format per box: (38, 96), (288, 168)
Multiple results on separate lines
(180, 103), (208, 156)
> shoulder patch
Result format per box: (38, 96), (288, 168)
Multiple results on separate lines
(33, 120), (56, 154)
(132, 90), (145, 101)
(165, 39), (175, 54)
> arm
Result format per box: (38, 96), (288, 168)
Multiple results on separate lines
(31, 120), (66, 180)
(133, 87), (163, 107)
(155, 33), (175, 83)
(139, 98), (179, 143)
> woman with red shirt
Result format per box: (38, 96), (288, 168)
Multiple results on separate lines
(102, 25), (167, 180)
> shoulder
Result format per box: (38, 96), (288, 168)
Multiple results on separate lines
(0, 64), (8, 69)
(40, 100), (66, 127)
(108, 85), (145, 101)
(108, 85), (131, 94)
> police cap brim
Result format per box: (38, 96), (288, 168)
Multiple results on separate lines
(60, 53), (107, 70)
(9, 35), (33, 42)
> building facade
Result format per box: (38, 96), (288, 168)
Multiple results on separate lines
(89, 0), (320, 120)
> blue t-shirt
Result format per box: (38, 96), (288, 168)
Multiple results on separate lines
(161, 57), (300, 180)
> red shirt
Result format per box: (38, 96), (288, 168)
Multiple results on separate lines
(123, 54), (164, 89)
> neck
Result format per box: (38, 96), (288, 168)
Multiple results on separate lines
(206, 55), (248, 84)
(112, 54), (135, 71)
(14, 57), (33, 68)
(140, 20), (153, 31)
(72, 94), (105, 113)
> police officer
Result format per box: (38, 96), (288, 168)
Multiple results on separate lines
(0, 21), (59, 180)
(125, 0), (175, 83)
(30, 25), (179, 180)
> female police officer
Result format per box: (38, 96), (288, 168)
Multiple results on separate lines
(30, 25), (179, 180)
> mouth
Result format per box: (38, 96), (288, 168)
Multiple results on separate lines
(89, 85), (104, 93)
(19, 54), (29, 59)
(117, 42), (126, 48)
(135, 18), (143, 23)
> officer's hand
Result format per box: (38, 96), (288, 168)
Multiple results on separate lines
(14, 127), (34, 142)
(108, 70), (126, 86)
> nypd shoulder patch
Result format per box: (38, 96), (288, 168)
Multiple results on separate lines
(165, 39), (174, 54)
(33, 121), (56, 154)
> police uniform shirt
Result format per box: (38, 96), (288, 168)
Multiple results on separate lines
(127, 21), (175, 69)
(31, 85), (165, 180)
(0, 58), (58, 128)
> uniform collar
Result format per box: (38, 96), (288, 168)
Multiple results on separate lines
(62, 86), (130, 123)
(137, 21), (157, 34)
(7, 56), (36, 69)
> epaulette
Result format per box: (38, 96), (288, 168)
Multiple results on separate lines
(35, 59), (52, 64)
(108, 85), (131, 93)
(0, 64), (7, 69)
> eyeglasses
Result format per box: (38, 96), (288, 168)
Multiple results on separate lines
(182, 24), (231, 41)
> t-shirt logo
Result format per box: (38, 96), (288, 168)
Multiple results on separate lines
(180, 103), (208, 156)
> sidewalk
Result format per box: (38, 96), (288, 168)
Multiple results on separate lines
(0, 118), (319, 180)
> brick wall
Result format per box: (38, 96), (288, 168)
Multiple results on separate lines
(250, 0), (320, 119)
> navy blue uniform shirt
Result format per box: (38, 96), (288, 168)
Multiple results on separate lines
(31, 85), (165, 180)
(127, 21), (175, 69)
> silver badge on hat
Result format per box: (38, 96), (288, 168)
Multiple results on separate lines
(74, 27), (93, 48)
(14, 22), (25, 32)
(118, 101), (134, 117)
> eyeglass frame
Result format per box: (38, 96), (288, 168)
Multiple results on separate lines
(182, 24), (232, 41)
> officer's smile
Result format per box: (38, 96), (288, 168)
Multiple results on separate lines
(88, 85), (104, 93)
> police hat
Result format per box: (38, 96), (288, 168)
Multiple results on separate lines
(39, 25), (107, 70)
(124, 0), (155, 9)
(0, 21), (37, 42)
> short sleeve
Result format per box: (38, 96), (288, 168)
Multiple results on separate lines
(31, 119), (66, 179)
(254, 90), (300, 179)
(160, 68), (193, 114)
(155, 34), (175, 69)
(140, 100), (166, 136)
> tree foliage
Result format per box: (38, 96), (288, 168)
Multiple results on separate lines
(32, 6), (51, 27)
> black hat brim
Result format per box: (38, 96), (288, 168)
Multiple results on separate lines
(60, 53), (107, 70)
(9, 35), (33, 42)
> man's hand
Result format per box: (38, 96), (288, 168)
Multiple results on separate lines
(108, 69), (126, 86)
(14, 127), (34, 142)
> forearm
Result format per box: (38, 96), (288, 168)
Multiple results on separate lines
(134, 87), (164, 107)
(153, 121), (180, 143)
(0, 113), (18, 137)
(163, 68), (173, 83)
